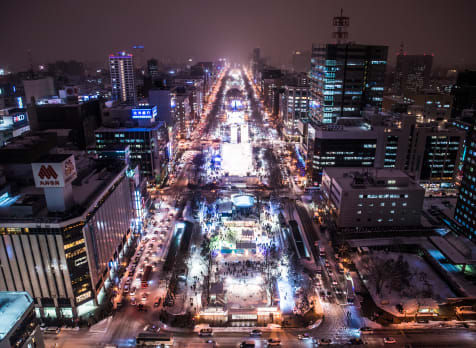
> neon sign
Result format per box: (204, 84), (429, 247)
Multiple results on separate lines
(131, 105), (157, 119)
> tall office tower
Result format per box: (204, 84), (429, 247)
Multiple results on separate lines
(393, 46), (433, 96)
(309, 11), (388, 124)
(455, 123), (476, 240)
(132, 45), (145, 69)
(451, 70), (476, 119)
(109, 52), (136, 105)
(292, 50), (311, 73)
(147, 58), (160, 81)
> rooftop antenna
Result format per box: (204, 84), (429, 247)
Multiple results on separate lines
(333, 8), (349, 44)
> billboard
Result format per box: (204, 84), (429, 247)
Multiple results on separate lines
(31, 155), (77, 188)
(132, 105), (157, 119)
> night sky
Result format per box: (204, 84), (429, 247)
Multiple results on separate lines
(1, 0), (475, 71)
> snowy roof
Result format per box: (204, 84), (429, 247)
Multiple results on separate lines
(0, 292), (33, 340)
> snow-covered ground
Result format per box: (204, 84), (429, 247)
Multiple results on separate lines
(354, 251), (455, 317)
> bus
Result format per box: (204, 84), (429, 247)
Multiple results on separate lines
(346, 279), (355, 303)
(141, 265), (152, 288)
(136, 333), (174, 347)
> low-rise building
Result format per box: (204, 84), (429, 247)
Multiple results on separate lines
(322, 167), (424, 228)
(0, 291), (44, 348)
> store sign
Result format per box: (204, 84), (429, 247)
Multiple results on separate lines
(75, 291), (91, 304)
(13, 114), (26, 123)
(131, 105), (157, 119)
(31, 155), (77, 188)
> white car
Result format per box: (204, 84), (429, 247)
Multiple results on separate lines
(297, 333), (311, 340)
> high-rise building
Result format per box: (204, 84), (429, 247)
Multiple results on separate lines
(96, 104), (169, 181)
(109, 52), (136, 105)
(455, 122), (476, 240)
(451, 70), (476, 119)
(260, 69), (282, 111)
(280, 84), (310, 142)
(309, 43), (388, 124)
(147, 58), (160, 82)
(309, 12), (387, 124)
(393, 50), (433, 96)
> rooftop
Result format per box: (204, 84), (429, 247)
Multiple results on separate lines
(323, 167), (423, 191)
(0, 292), (33, 340)
(0, 154), (126, 225)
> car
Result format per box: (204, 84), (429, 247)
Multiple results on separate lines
(250, 329), (262, 336)
(130, 297), (136, 306)
(240, 341), (255, 348)
(383, 337), (396, 344)
(349, 338), (364, 345)
(298, 333), (311, 340)
(123, 285), (129, 294)
(151, 237), (157, 242)
(143, 324), (159, 333)
(328, 269), (333, 275)
(267, 338), (281, 346)
(148, 243), (154, 249)
(199, 328), (213, 337)
(320, 338), (332, 345)
(360, 326), (374, 334)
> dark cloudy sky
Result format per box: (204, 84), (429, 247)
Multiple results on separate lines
(1, 0), (475, 71)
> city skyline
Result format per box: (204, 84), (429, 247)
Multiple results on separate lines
(1, 0), (476, 71)
(1, 2), (476, 347)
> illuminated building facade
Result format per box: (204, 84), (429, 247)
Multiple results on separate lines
(280, 85), (310, 142)
(95, 121), (168, 181)
(0, 154), (135, 319)
(309, 43), (388, 124)
(455, 123), (476, 240)
(109, 52), (136, 105)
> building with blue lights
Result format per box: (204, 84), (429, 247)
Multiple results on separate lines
(455, 122), (476, 241)
(95, 121), (168, 182)
(309, 43), (388, 124)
